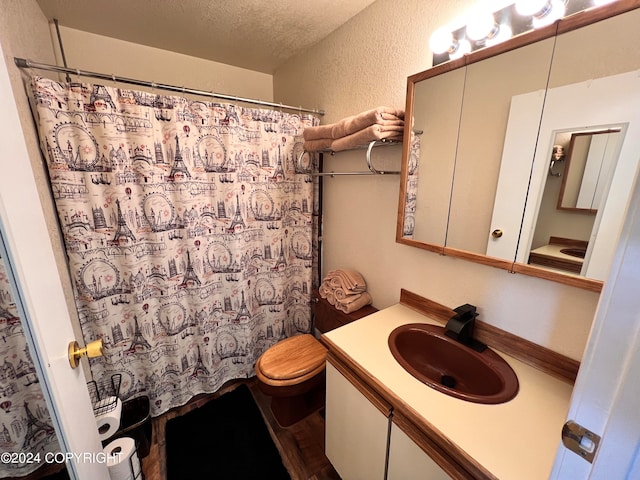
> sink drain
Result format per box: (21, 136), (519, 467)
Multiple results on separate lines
(441, 375), (456, 388)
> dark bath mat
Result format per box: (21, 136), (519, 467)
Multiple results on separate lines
(165, 384), (290, 480)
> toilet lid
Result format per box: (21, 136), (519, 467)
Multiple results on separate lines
(258, 334), (327, 381)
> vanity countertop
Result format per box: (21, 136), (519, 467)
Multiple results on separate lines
(323, 303), (573, 480)
(530, 243), (584, 262)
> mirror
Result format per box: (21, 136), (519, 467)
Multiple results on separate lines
(445, 38), (555, 260)
(404, 63), (466, 249)
(398, 2), (640, 291)
(556, 129), (623, 212)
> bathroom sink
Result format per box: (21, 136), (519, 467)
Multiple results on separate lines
(388, 323), (518, 404)
(560, 247), (586, 259)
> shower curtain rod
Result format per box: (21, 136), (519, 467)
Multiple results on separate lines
(14, 57), (325, 116)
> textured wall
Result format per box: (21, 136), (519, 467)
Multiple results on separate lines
(55, 26), (273, 101)
(0, 0), (87, 345)
(274, 0), (601, 360)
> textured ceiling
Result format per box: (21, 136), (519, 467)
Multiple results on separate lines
(36, 0), (378, 74)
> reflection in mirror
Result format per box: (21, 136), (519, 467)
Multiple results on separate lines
(527, 128), (623, 275)
(516, 6), (640, 283)
(405, 66), (466, 248)
(446, 39), (553, 262)
(0, 251), (62, 478)
(557, 130), (623, 212)
(446, 38), (555, 259)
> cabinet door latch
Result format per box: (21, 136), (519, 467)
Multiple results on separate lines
(561, 420), (601, 463)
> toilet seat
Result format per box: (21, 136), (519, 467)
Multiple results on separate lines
(256, 334), (327, 387)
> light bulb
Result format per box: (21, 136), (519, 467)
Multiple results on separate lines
(485, 24), (513, 47)
(515, 0), (551, 16)
(466, 13), (497, 41)
(449, 39), (472, 60)
(429, 28), (455, 54)
(532, 0), (566, 28)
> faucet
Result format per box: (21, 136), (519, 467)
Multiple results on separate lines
(445, 304), (487, 352)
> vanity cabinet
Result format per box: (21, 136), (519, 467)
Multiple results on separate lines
(323, 291), (575, 479)
(388, 421), (452, 480)
(325, 361), (391, 480)
(326, 357), (467, 480)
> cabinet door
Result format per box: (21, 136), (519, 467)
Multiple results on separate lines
(325, 361), (390, 480)
(387, 422), (452, 480)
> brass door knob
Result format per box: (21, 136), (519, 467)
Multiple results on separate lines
(68, 339), (103, 369)
(491, 229), (503, 238)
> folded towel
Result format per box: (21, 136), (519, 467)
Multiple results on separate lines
(333, 287), (347, 302)
(336, 292), (373, 314)
(303, 137), (333, 152)
(319, 283), (332, 299)
(303, 107), (404, 141)
(325, 269), (367, 293)
(331, 125), (404, 152)
(330, 107), (404, 139)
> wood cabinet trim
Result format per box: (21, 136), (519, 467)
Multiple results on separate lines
(399, 289), (580, 383)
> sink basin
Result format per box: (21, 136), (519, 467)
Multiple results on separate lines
(560, 247), (586, 259)
(388, 323), (518, 404)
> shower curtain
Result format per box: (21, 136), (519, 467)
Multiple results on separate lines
(0, 253), (59, 478)
(30, 77), (320, 416)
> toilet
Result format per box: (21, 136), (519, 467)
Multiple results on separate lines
(255, 334), (328, 427)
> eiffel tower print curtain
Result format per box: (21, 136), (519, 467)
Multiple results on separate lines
(29, 77), (320, 417)
(0, 253), (59, 478)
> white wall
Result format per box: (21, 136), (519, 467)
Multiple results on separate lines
(274, 0), (601, 360)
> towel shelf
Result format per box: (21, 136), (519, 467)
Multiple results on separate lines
(298, 139), (402, 177)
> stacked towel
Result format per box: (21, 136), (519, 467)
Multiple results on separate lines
(303, 106), (404, 152)
(319, 269), (372, 314)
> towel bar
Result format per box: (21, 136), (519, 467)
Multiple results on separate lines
(298, 139), (401, 177)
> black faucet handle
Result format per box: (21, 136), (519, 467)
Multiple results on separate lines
(453, 303), (477, 320)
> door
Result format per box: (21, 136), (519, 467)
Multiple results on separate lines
(0, 43), (109, 479)
(550, 147), (640, 477)
(325, 362), (390, 480)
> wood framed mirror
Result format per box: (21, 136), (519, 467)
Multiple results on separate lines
(397, 0), (640, 292)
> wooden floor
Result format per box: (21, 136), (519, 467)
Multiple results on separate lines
(140, 379), (341, 480)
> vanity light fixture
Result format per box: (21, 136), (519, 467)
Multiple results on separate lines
(430, 0), (618, 66)
(428, 28), (472, 60)
(466, 13), (499, 43)
(515, 0), (567, 28)
(466, 12), (515, 47)
(428, 28), (459, 55)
